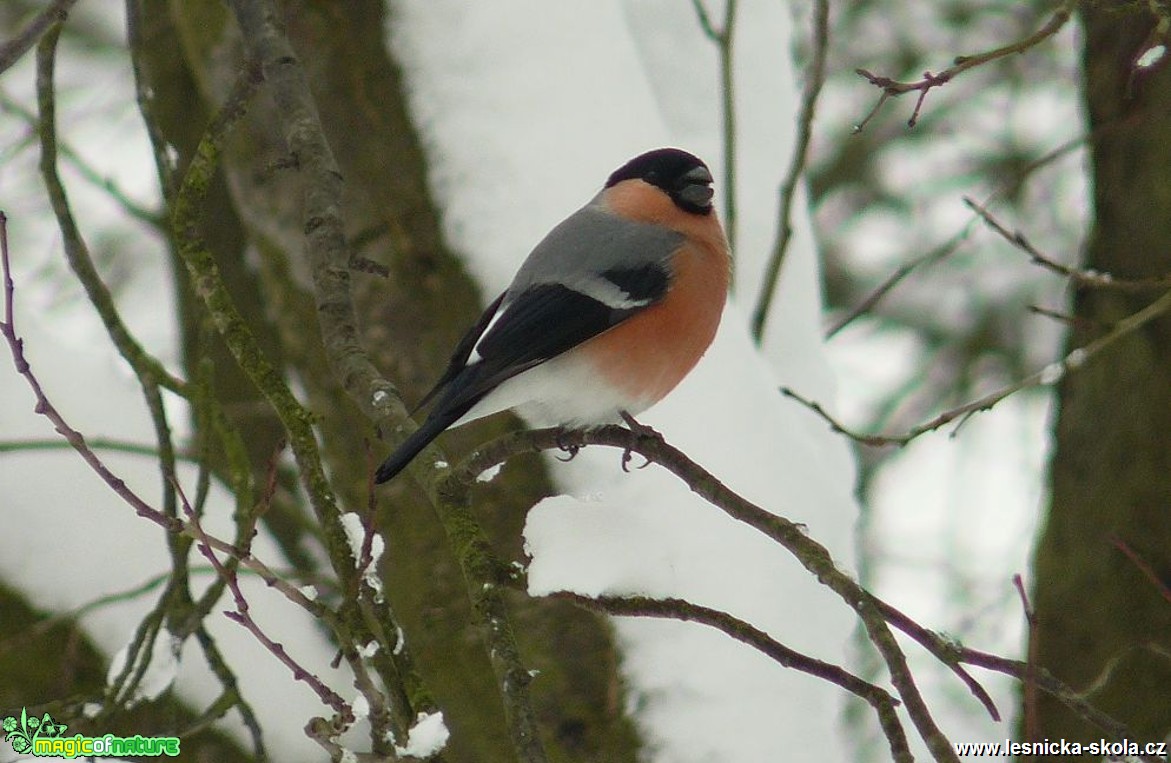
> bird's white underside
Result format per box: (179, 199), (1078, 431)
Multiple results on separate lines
(453, 348), (652, 429)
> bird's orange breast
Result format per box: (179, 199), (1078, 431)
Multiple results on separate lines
(580, 180), (730, 409)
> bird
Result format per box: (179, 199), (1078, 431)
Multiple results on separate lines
(375, 147), (730, 484)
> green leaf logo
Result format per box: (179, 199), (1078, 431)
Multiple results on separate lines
(1, 707), (65, 753)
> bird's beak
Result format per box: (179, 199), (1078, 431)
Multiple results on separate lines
(679, 165), (715, 207)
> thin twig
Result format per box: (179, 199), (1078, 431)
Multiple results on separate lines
(719, 0), (737, 255)
(172, 479), (395, 754)
(1012, 574), (1039, 744)
(0, 213), (178, 531)
(556, 592), (913, 763)
(561, 592), (897, 701)
(689, 0), (719, 40)
(826, 231), (972, 338)
(0, 92), (163, 227)
(3, 214), (329, 613)
(187, 440), (282, 632)
(0, 437), (198, 460)
(690, 0), (738, 254)
(184, 495), (351, 719)
(104, 607), (166, 711)
(751, 0), (829, 340)
(966, 197), (1171, 292)
(0, 209), (384, 756)
(827, 133), (1089, 339)
(1027, 304), (1096, 330)
(175, 638), (269, 762)
(854, 0), (1075, 130)
(1110, 535), (1171, 606)
(0, 0), (80, 75)
(875, 601), (1165, 762)
(788, 282), (1171, 447)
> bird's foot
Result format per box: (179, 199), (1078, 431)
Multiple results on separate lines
(618, 411), (657, 471)
(555, 428), (582, 462)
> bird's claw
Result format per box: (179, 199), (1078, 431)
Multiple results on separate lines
(619, 411), (657, 471)
(555, 430), (581, 462)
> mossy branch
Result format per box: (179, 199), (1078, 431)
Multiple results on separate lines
(223, 0), (398, 428)
(169, 58), (359, 593)
(222, 0), (549, 757)
(431, 472), (548, 763)
(0, 0), (79, 75)
(37, 21), (195, 605)
(35, 24), (186, 398)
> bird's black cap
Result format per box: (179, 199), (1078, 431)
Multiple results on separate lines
(605, 148), (715, 215)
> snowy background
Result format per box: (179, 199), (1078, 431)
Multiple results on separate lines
(0, 1), (1067, 761)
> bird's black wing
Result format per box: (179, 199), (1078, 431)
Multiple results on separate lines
(373, 268), (668, 484)
(412, 290), (507, 414)
(435, 263), (672, 415)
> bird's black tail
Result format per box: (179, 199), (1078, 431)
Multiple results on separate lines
(375, 372), (494, 484)
(374, 408), (463, 484)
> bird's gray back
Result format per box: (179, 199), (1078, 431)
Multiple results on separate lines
(508, 197), (684, 297)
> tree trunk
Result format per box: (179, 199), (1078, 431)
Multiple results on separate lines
(1030, 1), (1171, 753)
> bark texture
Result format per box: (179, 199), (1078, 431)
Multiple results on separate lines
(1030, 1), (1171, 752)
(132, 1), (640, 759)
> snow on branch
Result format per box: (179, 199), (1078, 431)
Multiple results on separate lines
(440, 418), (1170, 761)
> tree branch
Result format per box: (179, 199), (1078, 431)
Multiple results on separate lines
(223, 0), (399, 429)
(222, 3), (544, 758)
(452, 419), (1171, 756)
(0, 211), (178, 532)
(0, 0), (79, 75)
(751, 0), (829, 340)
(35, 25), (187, 396)
(788, 283), (1171, 448)
(451, 425), (971, 760)
(183, 492), (352, 720)
(825, 232), (970, 339)
(966, 197), (1171, 292)
(690, 0), (738, 255)
(876, 599), (1167, 763)
(554, 591), (912, 763)
(854, 0), (1075, 130)
(169, 54), (365, 593)
(825, 132), (1089, 339)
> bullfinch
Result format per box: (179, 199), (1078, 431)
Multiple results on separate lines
(375, 147), (730, 484)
